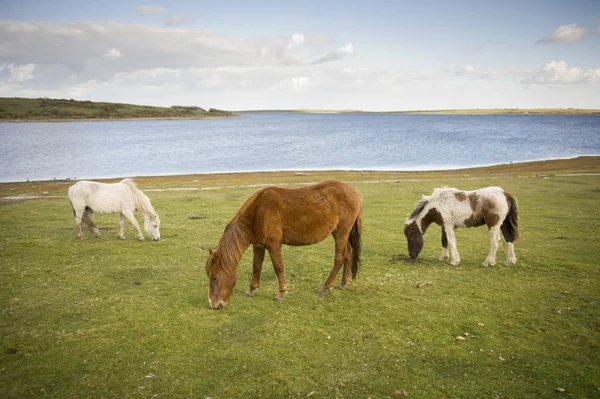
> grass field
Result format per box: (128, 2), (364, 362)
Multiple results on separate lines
(1, 158), (599, 398)
(0, 97), (234, 121)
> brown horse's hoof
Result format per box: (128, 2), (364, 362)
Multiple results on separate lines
(336, 284), (347, 290)
(243, 289), (255, 297)
(273, 296), (284, 303)
(318, 288), (330, 297)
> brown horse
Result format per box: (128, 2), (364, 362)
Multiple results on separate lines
(205, 180), (363, 309)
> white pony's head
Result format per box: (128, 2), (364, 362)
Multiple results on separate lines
(144, 213), (161, 241)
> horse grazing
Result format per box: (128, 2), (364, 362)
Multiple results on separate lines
(404, 186), (518, 266)
(68, 178), (160, 241)
(205, 180), (362, 309)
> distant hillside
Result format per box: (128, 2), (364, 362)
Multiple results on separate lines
(0, 97), (236, 121)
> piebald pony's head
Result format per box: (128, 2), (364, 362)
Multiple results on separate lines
(404, 196), (429, 259)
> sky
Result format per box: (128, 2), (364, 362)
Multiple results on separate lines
(1, 0), (600, 111)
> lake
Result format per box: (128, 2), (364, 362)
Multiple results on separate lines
(0, 113), (599, 183)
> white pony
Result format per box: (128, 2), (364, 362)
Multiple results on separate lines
(404, 186), (518, 266)
(68, 178), (160, 241)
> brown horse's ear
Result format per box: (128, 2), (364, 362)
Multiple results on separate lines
(208, 248), (213, 256)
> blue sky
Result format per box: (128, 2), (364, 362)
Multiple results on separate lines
(1, 0), (599, 110)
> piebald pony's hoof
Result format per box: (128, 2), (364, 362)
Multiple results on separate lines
(451, 260), (461, 266)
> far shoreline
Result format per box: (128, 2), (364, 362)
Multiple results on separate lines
(1, 156), (598, 186)
(240, 108), (600, 115)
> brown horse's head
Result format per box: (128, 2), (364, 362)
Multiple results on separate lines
(404, 221), (424, 260)
(205, 249), (237, 309)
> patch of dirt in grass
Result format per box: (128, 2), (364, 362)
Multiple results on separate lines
(389, 254), (418, 264)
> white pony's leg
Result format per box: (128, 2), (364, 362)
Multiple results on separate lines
(483, 225), (501, 266)
(505, 242), (517, 266)
(445, 227), (461, 266)
(74, 211), (85, 239)
(83, 208), (101, 238)
(122, 210), (144, 240)
(117, 213), (126, 240)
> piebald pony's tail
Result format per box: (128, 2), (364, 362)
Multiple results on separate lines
(501, 192), (519, 242)
(349, 211), (362, 279)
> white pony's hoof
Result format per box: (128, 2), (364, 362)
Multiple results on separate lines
(118, 236), (126, 240)
(483, 260), (496, 267)
(137, 236), (145, 241)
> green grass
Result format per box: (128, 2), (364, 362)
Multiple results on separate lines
(1, 165), (599, 398)
(0, 97), (235, 121)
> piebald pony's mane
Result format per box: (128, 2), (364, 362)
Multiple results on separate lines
(208, 190), (262, 275)
(405, 186), (461, 224)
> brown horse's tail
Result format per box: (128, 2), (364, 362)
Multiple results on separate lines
(349, 211), (362, 279)
(501, 192), (519, 243)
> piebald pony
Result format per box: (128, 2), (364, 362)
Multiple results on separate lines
(404, 186), (518, 266)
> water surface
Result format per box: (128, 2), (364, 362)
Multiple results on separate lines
(0, 113), (598, 182)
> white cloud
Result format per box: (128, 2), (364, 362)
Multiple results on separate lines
(0, 63), (36, 84)
(0, 21), (352, 80)
(165, 15), (189, 27)
(102, 48), (121, 60)
(312, 44), (354, 65)
(444, 64), (476, 76)
(136, 5), (167, 15)
(523, 60), (600, 84)
(536, 24), (590, 43)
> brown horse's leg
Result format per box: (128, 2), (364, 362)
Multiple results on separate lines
(267, 244), (288, 303)
(319, 232), (349, 296)
(244, 245), (265, 297)
(338, 242), (353, 289)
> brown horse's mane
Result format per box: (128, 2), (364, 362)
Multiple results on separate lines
(208, 190), (262, 275)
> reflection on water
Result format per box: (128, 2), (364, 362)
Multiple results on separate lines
(0, 113), (598, 182)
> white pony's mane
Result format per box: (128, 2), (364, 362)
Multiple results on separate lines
(121, 178), (157, 219)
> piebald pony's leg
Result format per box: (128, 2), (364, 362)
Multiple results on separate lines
(267, 244), (288, 303)
(244, 245), (265, 297)
(483, 225), (502, 266)
(122, 210), (144, 240)
(444, 226), (461, 266)
(439, 228), (449, 261)
(118, 213), (126, 240)
(506, 242), (517, 265)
